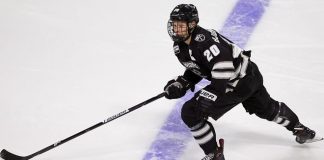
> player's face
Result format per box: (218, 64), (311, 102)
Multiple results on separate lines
(172, 21), (189, 38)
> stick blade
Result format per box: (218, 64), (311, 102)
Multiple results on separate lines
(1, 149), (28, 160)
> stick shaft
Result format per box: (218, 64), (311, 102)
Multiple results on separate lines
(25, 92), (166, 159)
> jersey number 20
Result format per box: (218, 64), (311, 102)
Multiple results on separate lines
(204, 44), (220, 62)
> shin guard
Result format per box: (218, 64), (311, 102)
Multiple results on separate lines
(272, 102), (299, 131)
(190, 121), (217, 155)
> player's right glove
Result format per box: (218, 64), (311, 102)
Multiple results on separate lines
(164, 76), (193, 99)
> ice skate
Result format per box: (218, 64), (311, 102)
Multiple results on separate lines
(293, 122), (323, 144)
(201, 153), (215, 160)
(201, 139), (225, 160)
(201, 152), (225, 160)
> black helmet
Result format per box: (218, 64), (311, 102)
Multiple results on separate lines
(170, 4), (199, 23)
(167, 4), (199, 42)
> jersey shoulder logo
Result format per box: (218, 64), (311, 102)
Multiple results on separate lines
(195, 34), (205, 42)
(207, 29), (220, 43)
(173, 45), (180, 55)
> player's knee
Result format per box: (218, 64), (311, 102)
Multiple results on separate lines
(181, 100), (203, 128)
(248, 98), (278, 121)
(249, 100), (299, 131)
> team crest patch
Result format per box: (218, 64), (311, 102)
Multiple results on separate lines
(195, 34), (205, 42)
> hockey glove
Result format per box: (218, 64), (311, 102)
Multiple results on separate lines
(164, 76), (193, 99)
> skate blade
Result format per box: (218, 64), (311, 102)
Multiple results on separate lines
(305, 136), (324, 143)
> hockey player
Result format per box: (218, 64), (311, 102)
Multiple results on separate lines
(163, 4), (322, 160)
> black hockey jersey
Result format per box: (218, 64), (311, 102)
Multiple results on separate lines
(173, 26), (251, 97)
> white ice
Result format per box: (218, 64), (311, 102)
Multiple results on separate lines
(0, 0), (323, 160)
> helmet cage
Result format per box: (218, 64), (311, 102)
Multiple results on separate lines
(168, 4), (199, 42)
(167, 19), (191, 42)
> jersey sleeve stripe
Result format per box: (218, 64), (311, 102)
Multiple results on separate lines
(212, 61), (234, 70)
(232, 43), (243, 58)
(239, 54), (249, 78)
(211, 71), (234, 79)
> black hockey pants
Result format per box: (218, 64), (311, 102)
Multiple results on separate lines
(181, 61), (299, 131)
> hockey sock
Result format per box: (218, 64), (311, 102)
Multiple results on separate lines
(190, 121), (217, 155)
(272, 102), (299, 131)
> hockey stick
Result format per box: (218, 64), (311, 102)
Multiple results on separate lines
(0, 92), (166, 160)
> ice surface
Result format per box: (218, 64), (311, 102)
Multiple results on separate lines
(0, 0), (323, 160)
